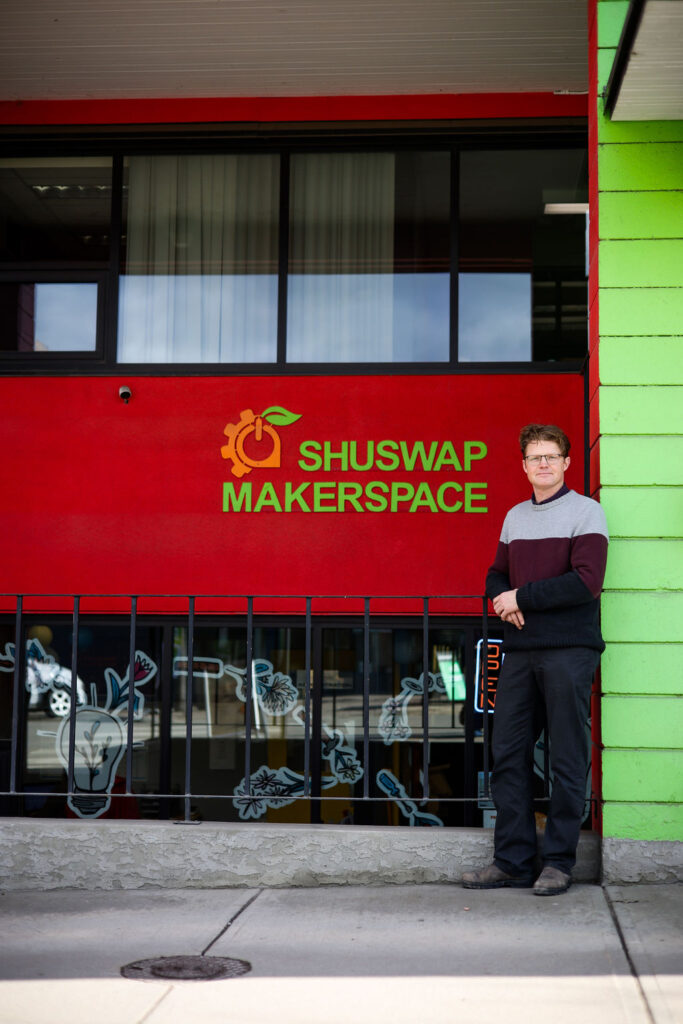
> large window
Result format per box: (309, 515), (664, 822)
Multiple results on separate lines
(0, 134), (588, 371)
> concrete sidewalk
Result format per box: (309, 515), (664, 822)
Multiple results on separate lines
(0, 883), (681, 1024)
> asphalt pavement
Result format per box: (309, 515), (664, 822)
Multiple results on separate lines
(0, 882), (681, 1024)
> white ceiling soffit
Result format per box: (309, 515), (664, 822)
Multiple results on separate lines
(607, 0), (683, 120)
(0, 0), (588, 102)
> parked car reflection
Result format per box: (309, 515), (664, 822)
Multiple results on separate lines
(26, 655), (87, 718)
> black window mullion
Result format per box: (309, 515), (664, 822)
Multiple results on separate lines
(103, 153), (124, 367)
(276, 151), (290, 368)
(449, 146), (459, 366)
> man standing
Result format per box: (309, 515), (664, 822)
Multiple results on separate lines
(463, 424), (608, 896)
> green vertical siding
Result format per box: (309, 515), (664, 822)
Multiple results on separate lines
(597, 1), (683, 842)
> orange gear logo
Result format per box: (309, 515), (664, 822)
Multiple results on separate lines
(221, 406), (301, 478)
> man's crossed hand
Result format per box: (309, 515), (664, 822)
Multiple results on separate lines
(492, 589), (525, 630)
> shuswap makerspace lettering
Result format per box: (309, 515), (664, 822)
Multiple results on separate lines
(223, 438), (489, 513)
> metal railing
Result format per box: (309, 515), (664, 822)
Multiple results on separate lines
(1, 592), (503, 824)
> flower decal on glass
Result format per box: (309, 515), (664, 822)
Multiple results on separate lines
(226, 659), (299, 716)
(322, 728), (364, 784)
(233, 764), (337, 821)
(378, 672), (447, 745)
(103, 651), (157, 718)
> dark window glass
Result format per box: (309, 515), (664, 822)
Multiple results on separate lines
(0, 158), (112, 264)
(318, 626), (470, 826)
(287, 151), (450, 362)
(459, 149), (588, 362)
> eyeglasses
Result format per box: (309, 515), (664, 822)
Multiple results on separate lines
(524, 454), (564, 465)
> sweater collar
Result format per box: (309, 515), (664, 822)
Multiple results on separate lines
(531, 483), (570, 506)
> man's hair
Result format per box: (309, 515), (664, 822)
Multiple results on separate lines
(519, 423), (570, 458)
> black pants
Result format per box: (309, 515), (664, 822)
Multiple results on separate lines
(491, 647), (600, 877)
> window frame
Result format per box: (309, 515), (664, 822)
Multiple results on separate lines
(0, 124), (588, 376)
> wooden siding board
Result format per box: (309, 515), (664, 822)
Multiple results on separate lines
(602, 749), (683, 803)
(599, 240), (683, 288)
(599, 287), (683, 335)
(600, 336), (683, 385)
(601, 643), (683, 696)
(598, 142), (683, 192)
(602, 695), (683, 749)
(602, 801), (683, 841)
(603, 538), (683, 589)
(601, 591), (683, 643)
(600, 486), (683, 538)
(597, 1), (629, 49)
(599, 436), (683, 485)
(599, 385), (683, 434)
(599, 191), (683, 240)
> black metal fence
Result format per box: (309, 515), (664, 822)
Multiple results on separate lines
(1, 592), (515, 824)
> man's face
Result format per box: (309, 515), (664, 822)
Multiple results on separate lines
(522, 440), (569, 497)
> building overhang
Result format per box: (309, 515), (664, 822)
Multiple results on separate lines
(604, 0), (683, 121)
(1, 1), (588, 112)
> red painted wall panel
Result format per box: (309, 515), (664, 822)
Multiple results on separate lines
(0, 374), (584, 614)
(0, 93), (588, 126)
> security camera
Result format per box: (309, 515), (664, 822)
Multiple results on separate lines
(118, 385), (132, 403)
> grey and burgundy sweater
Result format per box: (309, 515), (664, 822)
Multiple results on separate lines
(485, 485), (609, 652)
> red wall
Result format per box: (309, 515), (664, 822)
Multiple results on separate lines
(0, 93), (587, 126)
(0, 374), (584, 614)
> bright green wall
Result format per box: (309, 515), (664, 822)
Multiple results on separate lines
(596, 1), (683, 842)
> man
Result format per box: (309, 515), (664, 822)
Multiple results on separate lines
(463, 424), (608, 896)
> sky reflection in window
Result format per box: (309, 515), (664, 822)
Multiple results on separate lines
(458, 274), (531, 362)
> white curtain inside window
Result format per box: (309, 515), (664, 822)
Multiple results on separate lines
(118, 154), (279, 363)
(287, 152), (395, 362)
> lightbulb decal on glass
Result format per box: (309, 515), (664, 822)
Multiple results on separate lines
(57, 708), (127, 818)
(55, 650), (158, 819)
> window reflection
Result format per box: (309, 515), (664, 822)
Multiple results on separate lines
(459, 149), (587, 361)
(287, 151), (450, 362)
(0, 618), (497, 827)
(118, 154), (279, 363)
(0, 157), (112, 264)
(0, 282), (98, 353)
(171, 625), (311, 823)
(459, 273), (531, 361)
(320, 626), (469, 827)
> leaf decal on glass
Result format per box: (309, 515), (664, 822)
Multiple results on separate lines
(261, 406), (301, 426)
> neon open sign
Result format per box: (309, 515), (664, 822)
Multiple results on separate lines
(474, 638), (505, 714)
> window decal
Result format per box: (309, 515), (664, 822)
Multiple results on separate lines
(0, 642), (157, 819)
(377, 671), (447, 744)
(376, 770), (444, 827)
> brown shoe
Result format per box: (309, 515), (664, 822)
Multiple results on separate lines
(462, 863), (534, 889)
(533, 865), (571, 896)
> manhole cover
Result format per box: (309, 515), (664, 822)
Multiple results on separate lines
(121, 955), (252, 981)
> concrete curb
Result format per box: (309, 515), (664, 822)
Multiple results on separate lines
(0, 819), (600, 890)
(602, 837), (683, 884)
